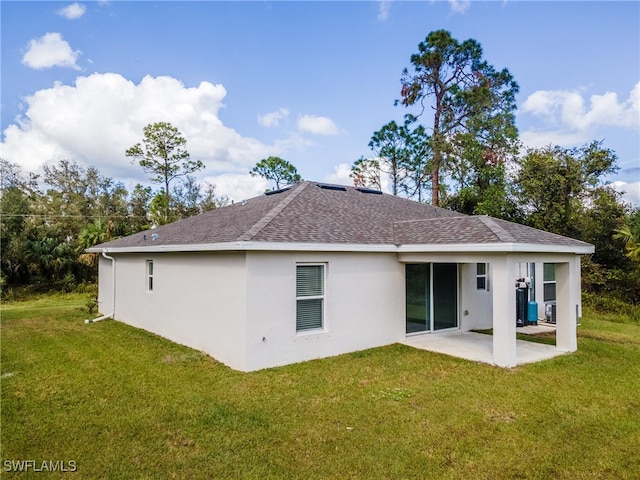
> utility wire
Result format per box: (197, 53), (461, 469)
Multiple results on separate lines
(0, 214), (149, 219)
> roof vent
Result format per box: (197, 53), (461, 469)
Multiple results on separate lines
(316, 183), (346, 192)
(151, 233), (159, 241)
(265, 186), (291, 196)
(356, 187), (382, 195)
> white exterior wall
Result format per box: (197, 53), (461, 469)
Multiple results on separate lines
(106, 252), (248, 370)
(97, 248), (585, 372)
(459, 263), (493, 331)
(100, 250), (405, 372)
(243, 251), (405, 371)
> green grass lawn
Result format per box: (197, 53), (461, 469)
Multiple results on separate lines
(2, 293), (640, 479)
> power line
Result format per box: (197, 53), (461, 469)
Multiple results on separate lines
(0, 214), (149, 219)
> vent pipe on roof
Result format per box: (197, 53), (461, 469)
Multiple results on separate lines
(85, 250), (116, 324)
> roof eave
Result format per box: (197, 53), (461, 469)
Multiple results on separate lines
(87, 241), (594, 255)
(397, 242), (594, 254)
(87, 242), (399, 254)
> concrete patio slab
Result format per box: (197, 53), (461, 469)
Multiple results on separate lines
(516, 323), (556, 335)
(402, 331), (569, 367)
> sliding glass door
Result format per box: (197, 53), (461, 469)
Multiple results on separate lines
(433, 263), (458, 330)
(405, 263), (458, 334)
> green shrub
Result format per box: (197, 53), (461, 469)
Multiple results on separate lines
(583, 292), (640, 324)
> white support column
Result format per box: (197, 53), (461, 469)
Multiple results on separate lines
(492, 254), (517, 367)
(556, 260), (578, 352)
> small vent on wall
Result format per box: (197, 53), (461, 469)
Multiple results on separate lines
(316, 183), (346, 192)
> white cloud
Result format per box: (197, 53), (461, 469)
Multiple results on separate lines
(22, 32), (81, 70)
(520, 83), (640, 148)
(612, 180), (640, 207)
(258, 108), (289, 127)
(202, 173), (270, 202)
(522, 83), (639, 131)
(378, 0), (391, 21)
(448, 0), (470, 14)
(520, 82), (640, 147)
(0, 73), (281, 184)
(57, 3), (87, 20)
(297, 114), (340, 135)
(519, 129), (587, 150)
(521, 90), (567, 120)
(323, 163), (353, 186)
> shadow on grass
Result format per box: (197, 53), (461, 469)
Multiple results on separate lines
(472, 328), (557, 345)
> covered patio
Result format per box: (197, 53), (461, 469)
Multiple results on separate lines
(402, 325), (566, 367)
(396, 214), (594, 367)
(399, 250), (588, 367)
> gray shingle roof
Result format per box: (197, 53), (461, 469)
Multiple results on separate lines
(91, 181), (592, 251)
(393, 216), (592, 247)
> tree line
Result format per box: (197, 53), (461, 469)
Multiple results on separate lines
(0, 155), (228, 295)
(1, 29), (638, 305)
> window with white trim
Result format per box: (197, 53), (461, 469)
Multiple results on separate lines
(146, 260), (154, 292)
(476, 263), (488, 290)
(296, 264), (324, 332)
(543, 263), (556, 302)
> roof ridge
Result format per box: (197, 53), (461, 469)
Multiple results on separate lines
(478, 215), (516, 243)
(237, 182), (309, 241)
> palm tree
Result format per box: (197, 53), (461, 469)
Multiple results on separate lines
(23, 236), (74, 280)
(77, 219), (112, 266)
(614, 223), (640, 262)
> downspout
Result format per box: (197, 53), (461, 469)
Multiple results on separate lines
(85, 250), (115, 324)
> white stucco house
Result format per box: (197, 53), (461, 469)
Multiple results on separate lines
(88, 181), (594, 371)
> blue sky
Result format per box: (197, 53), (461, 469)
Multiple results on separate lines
(1, 1), (639, 204)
